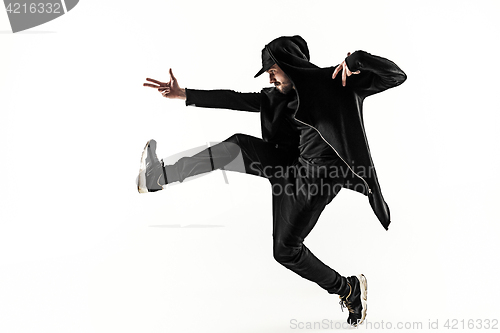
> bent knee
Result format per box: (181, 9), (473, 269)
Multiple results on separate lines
(273, 241), (302, 265)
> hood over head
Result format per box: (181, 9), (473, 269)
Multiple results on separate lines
(254, 35), (317, 78)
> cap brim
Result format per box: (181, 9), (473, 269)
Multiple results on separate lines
(254, 67), (267, 78)
(255, 47), (275, 78)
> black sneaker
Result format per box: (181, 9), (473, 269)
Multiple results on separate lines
(137, 139), (166, 193)
(339, 274), (367, 327)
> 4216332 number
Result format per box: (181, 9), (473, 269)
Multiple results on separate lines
(6, 2), (62, 14)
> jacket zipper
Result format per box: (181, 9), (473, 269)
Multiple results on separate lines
(293, 117), (372, 194)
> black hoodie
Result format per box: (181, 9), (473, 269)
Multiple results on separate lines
(264, 36), (407, 230)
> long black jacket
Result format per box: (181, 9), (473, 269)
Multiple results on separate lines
(266, 36), (406, 230)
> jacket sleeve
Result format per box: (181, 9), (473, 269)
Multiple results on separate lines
(345, 50), (407, 98)
(185, 89), (261, 112)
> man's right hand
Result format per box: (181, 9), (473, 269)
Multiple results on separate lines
(143, 68), (186, 100)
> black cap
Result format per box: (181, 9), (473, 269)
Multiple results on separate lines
(254, 48), (275, 78)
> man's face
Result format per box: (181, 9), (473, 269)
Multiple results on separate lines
(267, 64), (293, 95)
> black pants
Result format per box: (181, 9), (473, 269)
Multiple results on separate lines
(165, 133), (348, 295)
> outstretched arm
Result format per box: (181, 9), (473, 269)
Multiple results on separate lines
(143, 68), (261, 112)
(184, 89), (261, 112)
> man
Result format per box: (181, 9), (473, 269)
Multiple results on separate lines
(140, 35), (406, 326)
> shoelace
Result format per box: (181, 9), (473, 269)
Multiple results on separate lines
(339, 283), (354, 313)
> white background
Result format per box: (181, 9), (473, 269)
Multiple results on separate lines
(1, 1), (499, 332)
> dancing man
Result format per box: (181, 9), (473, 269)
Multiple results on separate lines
(139, 35), (406, 326)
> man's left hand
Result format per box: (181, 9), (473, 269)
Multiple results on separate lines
(332, 52), (360, 87)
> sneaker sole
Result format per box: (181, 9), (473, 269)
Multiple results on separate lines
(137, 140), (151, 193)
(356, 274), (368, 326)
